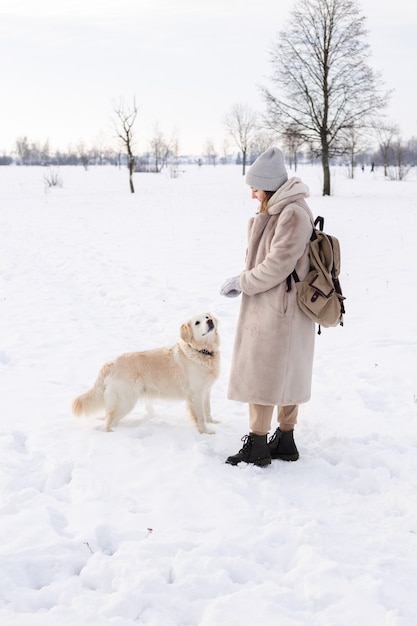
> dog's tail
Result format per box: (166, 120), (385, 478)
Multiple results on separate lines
(71, 361), (113, 417)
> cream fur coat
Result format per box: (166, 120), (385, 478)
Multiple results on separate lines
(227, 177), (315, 406)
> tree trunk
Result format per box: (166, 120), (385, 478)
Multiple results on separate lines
(321, 140), (331, 196)
(242, 150), (247, 175)
(128, 157), (135, 193)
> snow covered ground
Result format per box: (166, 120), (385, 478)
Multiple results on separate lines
(1, 161), (417, 625)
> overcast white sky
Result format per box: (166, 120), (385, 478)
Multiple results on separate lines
(1, 0), (416, 155)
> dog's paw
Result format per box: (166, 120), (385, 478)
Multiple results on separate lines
(199, 426), (215, 435)
(95, 424), (113, 432)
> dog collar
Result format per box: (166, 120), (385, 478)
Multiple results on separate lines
(197, 348), (214, 356)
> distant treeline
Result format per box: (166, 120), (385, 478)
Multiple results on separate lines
(1, 136), (417, 178)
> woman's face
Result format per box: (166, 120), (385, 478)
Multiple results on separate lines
(250, 187), (266, 201)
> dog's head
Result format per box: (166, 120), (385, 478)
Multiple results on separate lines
(180, 313), (219, 351)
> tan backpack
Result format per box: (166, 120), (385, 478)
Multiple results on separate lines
(288, 216), (345, 333)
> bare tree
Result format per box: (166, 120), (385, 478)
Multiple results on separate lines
(344, 127), (361, 179)
(224, 103), (258, 175)
(387, 137), (411, 181)
(16, 136), (31, 165)
(77, 141), (89, 170)
(113, 97), (138, 193)
(40, 140), (50, 166)
(406, 137), (417, 167)
(342, 125), (373, 178)
(170, 136), (182, 177)
(204, 139), (217, 166)
(15, 136), (50, 165)
(262, 0), (390, 195)
(249, 131), (278, 159)
(90, 132), (110, 165)
(222, 138), (230, 164)
(377, 123), (398, 177)
(281, 124), (304, 171)
(149, 124), (172, 172)
(171, 136), (180, 167)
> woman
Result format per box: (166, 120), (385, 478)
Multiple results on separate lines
(220, 147), (315, 467)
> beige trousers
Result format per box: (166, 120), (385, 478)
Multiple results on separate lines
(249, 404), (298, 436)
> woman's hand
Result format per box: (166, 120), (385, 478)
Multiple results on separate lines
(220, 276), (242, 297)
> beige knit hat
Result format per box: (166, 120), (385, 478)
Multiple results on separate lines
(245, 147), (288, 191)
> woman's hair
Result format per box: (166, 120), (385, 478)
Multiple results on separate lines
(258, 190), (275, 213)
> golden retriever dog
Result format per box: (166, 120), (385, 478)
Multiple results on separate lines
(71, 313), (220, 433)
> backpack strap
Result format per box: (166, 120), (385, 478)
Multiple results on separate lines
(286, 220), (318, 292)
(314, 215), (324, 230)
(286, 268), (299, 292)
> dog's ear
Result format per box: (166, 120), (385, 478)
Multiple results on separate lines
(180, 321), (192, 343)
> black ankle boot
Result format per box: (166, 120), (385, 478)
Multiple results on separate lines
(268, 428), (299, 461)
(225, 433), (271, 467)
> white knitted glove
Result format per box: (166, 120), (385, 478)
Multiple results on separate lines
(220, 276), (242, 297)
